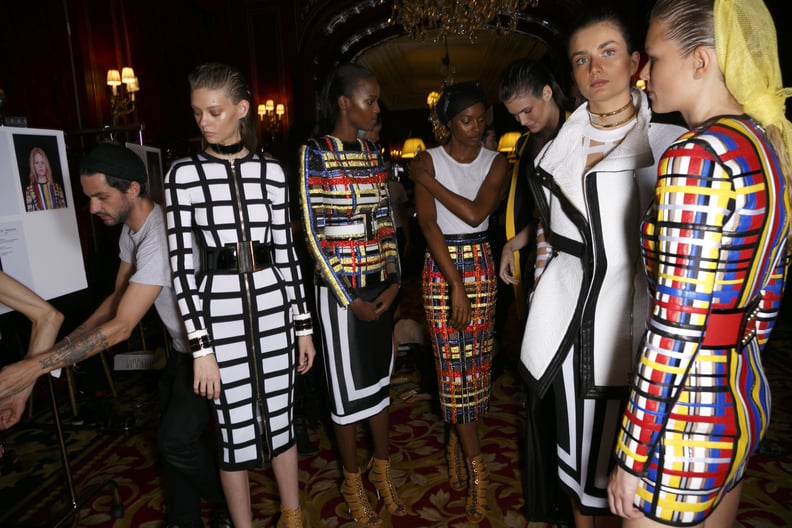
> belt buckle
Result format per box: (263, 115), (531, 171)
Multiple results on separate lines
(236, 241), (254, 274)
(356, 212), (377, 238)
(350, 213), (371, 239)
(740, 304), (760, 347)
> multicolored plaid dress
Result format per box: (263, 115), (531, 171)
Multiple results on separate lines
(614, 116), (789, 525)
(299, 136), (401, 425)
(422, 146), (499, 424)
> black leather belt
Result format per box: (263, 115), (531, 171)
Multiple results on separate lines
(443, 231), (488, 243)
(203, 241), (272, 274)
(363, 273), (385, 287)
(548, 233), (584, 258)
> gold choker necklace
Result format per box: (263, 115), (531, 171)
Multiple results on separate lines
(589, 99), (633, 117)
(588, 100), (637, 130)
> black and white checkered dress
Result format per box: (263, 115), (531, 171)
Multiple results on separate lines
(165, 152), (310, 470)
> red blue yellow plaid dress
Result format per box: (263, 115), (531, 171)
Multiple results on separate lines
(422, 146), (499, 424)
(614, 116), (789, 525)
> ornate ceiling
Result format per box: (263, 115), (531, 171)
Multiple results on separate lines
(356, 30), (549, 111)
(297, 0), (589, 113)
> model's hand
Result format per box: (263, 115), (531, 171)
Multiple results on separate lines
(350, 297), (380, 321)
(373, 284), (399, 317)
(0, 357), (38, 403)
(193, 353), (221, 400)
(408, 155), (434, 186)
(499, 245), (520, 285)
(296, 335), (316, 374)
(608, 466), (644, 520)
(448, 283), (471, 331)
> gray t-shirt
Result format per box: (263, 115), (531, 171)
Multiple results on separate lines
(118, 204), (189, 354)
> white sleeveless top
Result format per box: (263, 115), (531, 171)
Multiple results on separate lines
(427, 145), (498, 234)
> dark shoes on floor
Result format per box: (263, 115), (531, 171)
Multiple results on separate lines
(210, 508), (233, 528)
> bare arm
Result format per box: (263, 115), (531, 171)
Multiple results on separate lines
(409, 151), (510, 227)
(414, 183), (471, 331)
(533, 217), (553, 286)
(0, 271), (63, 358)
(0, 272), (63, 429)
(68, 261), (136, 338)
(41, 280), (160, 371)
(0, 262), (161, 417)
(499, 225), (532, 285)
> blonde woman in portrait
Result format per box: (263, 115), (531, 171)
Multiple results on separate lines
(24, 147), (66, 211)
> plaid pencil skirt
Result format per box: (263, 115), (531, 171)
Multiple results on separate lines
(422, 232), (496, 424)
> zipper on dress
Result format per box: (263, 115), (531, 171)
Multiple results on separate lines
(228, 160), (271, 461)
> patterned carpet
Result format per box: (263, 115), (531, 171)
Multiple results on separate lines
(1, 281), (791, 527)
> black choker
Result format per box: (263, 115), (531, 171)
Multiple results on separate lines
(209, 141), (244, 155)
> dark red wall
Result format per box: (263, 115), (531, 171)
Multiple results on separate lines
(0, 0), (302, 155)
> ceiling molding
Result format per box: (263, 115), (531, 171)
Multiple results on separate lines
(294, 0), (585, 114)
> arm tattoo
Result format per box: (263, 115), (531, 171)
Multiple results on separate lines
(39, 331), (110, 370)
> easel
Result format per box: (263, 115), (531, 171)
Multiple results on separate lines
(47, 374), (124, 528)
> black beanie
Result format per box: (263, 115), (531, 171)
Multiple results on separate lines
(80, 143), (147, 183)
(435, 81), (487, 125)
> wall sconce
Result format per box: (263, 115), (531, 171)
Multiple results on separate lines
(107, 66), (139, 126)
(400, 137), (426, 159)
(258, 99), (285, 144)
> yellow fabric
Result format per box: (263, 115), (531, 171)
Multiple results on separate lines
(505, 132), (531, 318)
(714, 0), (792, 168)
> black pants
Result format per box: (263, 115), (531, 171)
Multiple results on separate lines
(521, 381), (573, 525)
(158, 351), (226, 523)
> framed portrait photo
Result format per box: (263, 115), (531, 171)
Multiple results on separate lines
(0, 127), (87, 314)
(13, 133), (69, 212)
(126, 143), (164, 204)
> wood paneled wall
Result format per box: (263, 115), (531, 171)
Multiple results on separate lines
(0, 0), (306, 157)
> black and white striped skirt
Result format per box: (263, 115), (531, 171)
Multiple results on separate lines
(315, 282), (395, 425)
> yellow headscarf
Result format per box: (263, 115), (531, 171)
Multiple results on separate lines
(715, 0), (792, 238)
(714, 0), (792, 165)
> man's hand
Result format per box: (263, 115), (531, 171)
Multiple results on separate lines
(296, 335), (316, 375)
(193, 353), (221, 400)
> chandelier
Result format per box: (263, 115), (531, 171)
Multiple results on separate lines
(392, 0), (538, 42)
